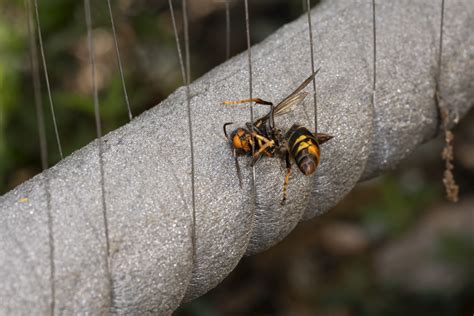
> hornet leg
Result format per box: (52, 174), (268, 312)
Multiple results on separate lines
(233, 149), (243, 189)
(223, 98), (273, 106)
(250, 133), (275, 166)
(281, 151), (292, 205)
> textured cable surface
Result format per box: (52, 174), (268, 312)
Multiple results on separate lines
(0, 0), (472, 314)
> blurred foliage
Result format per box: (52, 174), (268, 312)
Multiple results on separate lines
(0, 0), (305, 193)
(437, 233), (474, 272)
(359, 176), (438, 238)
(0, 0), (473, 315)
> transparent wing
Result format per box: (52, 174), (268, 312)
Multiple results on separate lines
(255, 69), (319, 125)
(275, 70), (318, 114)
(273, 91), (308, 117)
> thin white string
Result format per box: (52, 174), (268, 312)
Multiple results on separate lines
(182, 0), (197, 265)
(244, 0), (257, 208)
(83, 0), (114, 310)
(226, 0), (231, 59)
(106, 0), (133, 121)
(26, 0), (55, 313)
(306, 0), (318, 132)
(168, 0), (186, 83)
(33, 0), (63, 160)
(436, 0), (445, 91)
(372, 0), (377, 107)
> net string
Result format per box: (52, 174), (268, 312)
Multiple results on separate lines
(226, 0), (231, 60)
(168, 0), (197, 265)
(33, 0), (63, 160)
(168, 0), (186, 83)
(83, 0), (114, 309)
(106, 0), (133, 121)
(372, 0), (377, 111)
(305, 0), (318, 132)
(244, 0), (257, 220)
(26, 0), (55, 313)
(182, 0), (197, 266)
(436, 0), (445, 90)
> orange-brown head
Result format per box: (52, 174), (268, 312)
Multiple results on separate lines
(231, 128), (253, 155)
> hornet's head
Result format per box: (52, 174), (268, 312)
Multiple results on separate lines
(230, 128), (253, 155)
(223, 123), (254, 189)
(224, 122), (254, 156)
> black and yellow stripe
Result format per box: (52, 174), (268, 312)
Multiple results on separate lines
(286, 124), (320, 175)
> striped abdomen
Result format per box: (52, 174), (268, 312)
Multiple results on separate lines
(286, 124), (320, 175)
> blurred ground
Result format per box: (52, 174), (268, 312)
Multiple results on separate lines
(0, 1), (472, 315)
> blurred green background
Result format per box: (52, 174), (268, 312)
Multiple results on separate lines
(0, 1), (473, 315)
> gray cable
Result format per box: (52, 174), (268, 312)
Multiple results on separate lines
(0, 0), (472, 314)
